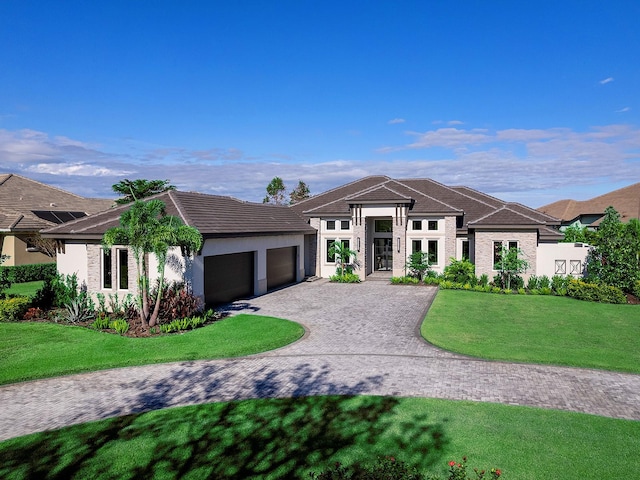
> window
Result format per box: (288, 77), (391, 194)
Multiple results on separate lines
(428, 220), (438, 231)
(555, 260), (566, 275)
(326, 220), (336, 230)
(326, 239), (336, 262)
(508, 241), (518, 251)
(412, 220), (422, 230)
(341, 240), (351, 264)
(462, 240), (469, 260)
(375, 219), (393, 232)
(570, 260), (582, 275)
(493, 241), (503, 266)
(428, 240), (438, 264)
(118, 249), (129, 290)
(412, 239), (422, 253)
(341, 220), (350, 230)
(102, 249), (112, 289)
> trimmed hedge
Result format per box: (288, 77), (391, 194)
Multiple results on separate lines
(0, 263), (57, 283)
(0, 297), (31, 321)
(566, 279), (626, 304)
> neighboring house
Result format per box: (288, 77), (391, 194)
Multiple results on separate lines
(290, 176), (587, 281)
(0, 173), (113, 266)
(538, 182), (640, 230)
(43, 190), (316, 306)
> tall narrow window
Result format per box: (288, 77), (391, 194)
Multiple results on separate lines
(102, 249), (112, 289)
(493, 241), (502, 266)
(428, 240), (438, 264)
(462, 240), (470, 260)
(412, 239), (422, 253)
(342, 240), (351, 264)
(326, 239), (336, 263)
(508, 241), (518, 251)
(118, 249), (129, 290)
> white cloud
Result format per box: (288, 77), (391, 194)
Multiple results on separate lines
(616, 107), (631, 113)
(447, 120), (464, 125)
(387, 118), (405, 124)
(599, 77), (614, 85)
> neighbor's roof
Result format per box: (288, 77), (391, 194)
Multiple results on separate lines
(43, 190), (316, 239)
(538, 182), (640, 224)
(0, 173), (114, 231)
(290, 176), (560, 233)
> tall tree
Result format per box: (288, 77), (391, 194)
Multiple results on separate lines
(585, 206), (640, 292)
(290, 180), (311, 204)
(112, 179), (176, 205)
(102, 199), (202, 328)
(263, 177), (287, 205)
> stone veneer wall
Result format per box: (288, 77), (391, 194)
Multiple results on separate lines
(353, 218), (367, 281)
(392, 215), (407, 277)
(308, 217), (321, 277)
(474, 230), (538, 280)
(444, 216), (457, 267)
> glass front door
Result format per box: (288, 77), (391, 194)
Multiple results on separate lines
(374, 238), (393, 271)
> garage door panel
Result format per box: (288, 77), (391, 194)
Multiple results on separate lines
(205, 252), (254, 305)
(267, 246), (296, 290)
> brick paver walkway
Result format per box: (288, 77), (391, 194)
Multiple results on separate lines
(1, 280), (639, 441)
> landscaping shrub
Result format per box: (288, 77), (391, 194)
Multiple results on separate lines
(329, 272), (361, 283)
(0, 297), (30, 321)
(478, 274), (489, 287)
(63, 295), (95, 323)
(32, 273), (82, 309)
(633, 280), (640, 299)
(1, 263), (57, 283)
(154, 282), (204, 323)
(406, 251), (432, 281)
(567, 279), (626, 304)
(109, 318), (129, 335)
(442, 258), (475, 285)
(391, 276), (420, 285)
(538, 275), (551, 289)
(22, 307), (43, 320)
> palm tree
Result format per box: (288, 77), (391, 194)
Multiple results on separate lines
(328, 241), (360, 279)
(103, 199), (202, 328)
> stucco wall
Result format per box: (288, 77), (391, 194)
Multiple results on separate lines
(1, 234), (55, 266)
(536, 242), (590, 278)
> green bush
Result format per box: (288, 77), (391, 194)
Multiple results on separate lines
(1, 263), (57, 283)
(0, 297), (30, 321)
(330, 273), (361, 283)
(551, 275), (569, 294)
(633, 280), (640, 298)
(391, 276), (420, 285)
(442, 258), (475, 284)
(109, 319), (130, 335)
(567, 279), (626, 304)
(90, 316), (111, 329)
(538, 275), (551, 289)
(478, 274), (489, 287)
(526, 275), (539, 290)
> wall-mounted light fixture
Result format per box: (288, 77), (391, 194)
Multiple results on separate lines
(396, 237), (401, 252)
(357, 237), (361, 252)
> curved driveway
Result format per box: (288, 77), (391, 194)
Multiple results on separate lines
(1, 280), (639, 441)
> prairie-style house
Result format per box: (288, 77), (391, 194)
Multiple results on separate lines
(43, 175), (590, 306)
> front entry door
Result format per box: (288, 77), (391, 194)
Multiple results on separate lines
(374, 238), (393, 271)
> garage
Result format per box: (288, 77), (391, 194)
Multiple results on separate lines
(204, 252), (254, 306)
(267, 246), (297, 291)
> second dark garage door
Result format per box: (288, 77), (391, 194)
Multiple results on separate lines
(267, 246), (297, 291)
(204, 252), (254, 306)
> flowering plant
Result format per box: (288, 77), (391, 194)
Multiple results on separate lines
(447, 457), (501, 480)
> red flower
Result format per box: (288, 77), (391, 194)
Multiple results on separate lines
(449, 461), (456, 467)
(495, 469), (502, 477)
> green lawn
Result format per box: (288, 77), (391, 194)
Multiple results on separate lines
(0, 396), (637, 480)
(0, 314), (304, 385)
(3, 280), (43, 298)
(422, 290), (640, 373)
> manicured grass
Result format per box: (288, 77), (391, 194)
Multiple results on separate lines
(0, 314), (304, 385)
(3, 280), (43, 298)
(422, 290), (640, 373)
(1, 396), (638, 479)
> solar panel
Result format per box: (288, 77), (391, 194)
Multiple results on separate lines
(32, 210), (87, 224)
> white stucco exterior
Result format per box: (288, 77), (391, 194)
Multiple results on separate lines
(536, 242), (591, 278)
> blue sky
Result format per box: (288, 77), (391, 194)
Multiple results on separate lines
(1, 1), (638, 207)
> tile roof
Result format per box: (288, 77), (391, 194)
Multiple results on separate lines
(538, 182), (640, 223)
(290, 176), (559, 236)
(0, 173), (114, 231)
(43, 190), (316, 239)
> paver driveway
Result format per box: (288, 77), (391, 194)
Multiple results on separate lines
(1, 280), (639, 441)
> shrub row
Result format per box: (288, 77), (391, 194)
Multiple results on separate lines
(566, 279), (626, 304)
(329, 273), (361, 283)
(0, 263), (57, 283)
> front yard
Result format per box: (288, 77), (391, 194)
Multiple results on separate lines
(422, 290), (640, 373)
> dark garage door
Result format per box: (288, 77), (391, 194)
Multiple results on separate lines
(267, 246), (297, 291)
(205, 252), (254, 305)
